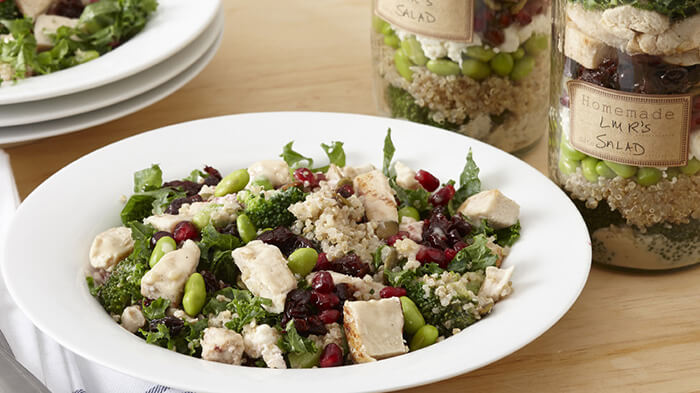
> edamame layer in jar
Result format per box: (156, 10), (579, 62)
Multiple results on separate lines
(549, 0), (700, 269)
(371, 0), (551, 153)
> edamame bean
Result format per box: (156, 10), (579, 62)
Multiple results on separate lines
(384, 34), (400, 49)
(509, 55), (535, 82)
(512, 47), (525, 60)
(192, 207), (214, 230)
(461, 59), (491, 81)
(252, 177), (273, 190)
(595, 161), (617, 179)
(398, 206), (420, 222)
(236, 214), (257, 243)
(401, 37), (428, 66)
(465, 46), (495, 62)
(680, 158), (700, 175)
(666, 167), (681, 179)
(409, 324), (438, 351)
(183, 273), (207, 317)
(380, 23), (393, 36)
(426, 59), (461, 76)
(215, 169), (250, 197)
(394, 48), (414, 82)
(372, 15), (389, 34)
(604, 161), (637, 178)
(558, 157), (579, 175)
(560, 139), (586, 161)
(581, 157), (600, 183)
(489, 53), (514, 77)
(524, 34), (548, 54)
(400, 296), (425, 336)
(149, 236), (176, 268)
(636, 167), (662, 186)
(287, 247), (319, 276)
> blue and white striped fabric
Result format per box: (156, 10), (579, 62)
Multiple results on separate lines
(0, 150), (192, 393)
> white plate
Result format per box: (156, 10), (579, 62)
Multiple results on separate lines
(2, 113), (591, 393)
(0, 0), (220, 105)
(0, 12), (224, 127)
(0, 27), (223, 146)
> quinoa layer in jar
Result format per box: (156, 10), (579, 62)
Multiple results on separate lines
(371, 0), (551, 153)
(549, 0), (700, 269)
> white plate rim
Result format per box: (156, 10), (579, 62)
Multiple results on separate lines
(0, 0), (220, 105)
(0, 25), (223, 146)
(0, 12), (224, 127)
(2, 113), (592, 393)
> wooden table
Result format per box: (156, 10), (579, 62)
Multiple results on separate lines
(6, 1), (700, 391)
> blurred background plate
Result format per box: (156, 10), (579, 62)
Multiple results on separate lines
(0, 0), (220, 105)
(0, 26), (223, 146)
(0, 12), (223, 127)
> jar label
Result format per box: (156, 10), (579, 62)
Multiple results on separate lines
(375, 0), (474, 43)
(567, 81), (691, 167)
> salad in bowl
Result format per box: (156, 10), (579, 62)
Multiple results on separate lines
(85, 129), (522, 368)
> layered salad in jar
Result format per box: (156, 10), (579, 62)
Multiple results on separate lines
(550, 0), (700, 268)
(372, 0), (551, 153)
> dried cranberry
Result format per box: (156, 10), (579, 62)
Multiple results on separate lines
(444, 248), (458, 261)
(328, 254), (370, 277)
(47, 0), (84, 18)
(314, 252), (332, 271)
(336, 184), (354, 198)
(149, 317), (184, 336)
(515, 9), (532, 25)
(416, 247), (448, 267)
(312, 271), (334, 293)
(386, 231), (410, 246)
(499, 13), (512, 27)
(173, 221), (198, 243)
(162, 180), (202, 197)
(319, 309), (341, 324)
(294, 168), (318, 188)
(334, 283), (355, 303)
(203, 166), (222, 182)
(379, 287), (407, 298)
(218, 222), (239, 236)
(578, 58), (619, 90)
(150, 231), (173, 248)
(429, 185), (455, 207)
(200, 270), (220, 293)
(312, 291), (340, 310)
(306, 315), (328, 335)
(320, 343), (344, 367)
(415, 170), (439, 192)
(257, 227), (318, 256)
(453, 241), (468, 251)
(450, 215), (472, 236)
(165, 194), (203, 214)
(483, 29), (505, 46)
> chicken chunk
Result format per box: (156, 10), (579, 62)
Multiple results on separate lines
(15, 0), (54, 19)
(393, 161), (420, 190)
(564, 23), (616, 69)
(201, 327), (245, 365)
(143, 213), (192, 233)
(242, 322), (286, 369)
(120, 305), (145, 333)
(478, 266), (514, 302)
(140, 240), (200, 306)
(89, 226), (134, 271)
(247, 160), (291, 188)
(353, 170), (398, 223)
(343, 298), (407, 363)
(457, 189), (520, 229)
(34, 14), (79, 50)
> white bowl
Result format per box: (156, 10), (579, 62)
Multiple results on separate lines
(2, 113), (591, 393)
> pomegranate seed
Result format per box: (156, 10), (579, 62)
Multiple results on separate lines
(312, 271), (334, 293)
(415, 170), (440, 192)
(173, 221), (198, 243)
(320, 343), (344, 367)
(560, 95), (570, 107)
(499, 13), (512, 27)
(416, 247), (448, 267)
(294, 168), (318, 187)
(319, 309), (340, 324)
(386, 231), (410, 246)
(316, 173), (327, 182)
(311, 291), (340, 310)
(336, 184), (354, 198)
(484, 29), (505, 46)
(429, 185), (455, 207)
(515, 10), (532, 25)
(379, 287), (407, 298)
(444, 248), (458, 261)
(453, 241), (468, 251)
(314, 253), (332, 271)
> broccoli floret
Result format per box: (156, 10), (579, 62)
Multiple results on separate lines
(243, 186), (306, 229)
(91, 259), (148, 315)
(389, 268), (486, 336)
(385, 85), (459, 131)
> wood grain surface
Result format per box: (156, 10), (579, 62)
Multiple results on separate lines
(5, 1), (700, 392)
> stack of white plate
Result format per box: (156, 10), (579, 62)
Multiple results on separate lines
(0, 0), (222, 146)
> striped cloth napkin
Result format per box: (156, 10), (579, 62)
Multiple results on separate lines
(0, 149), (191, 393)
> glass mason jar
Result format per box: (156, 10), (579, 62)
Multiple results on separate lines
(549, 0), (700, 269)
(371, 0), (551, 153)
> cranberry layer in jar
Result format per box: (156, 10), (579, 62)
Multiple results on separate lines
(549, 0), (700, 269)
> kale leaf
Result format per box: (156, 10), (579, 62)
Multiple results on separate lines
(197, 223), (241, 285)
(382, 128), (395, 177)
(142, 298), (170, 320)
(447, 234), (498, 273)
(448, 149), (481, 215)
(133, 164), (163, 192)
